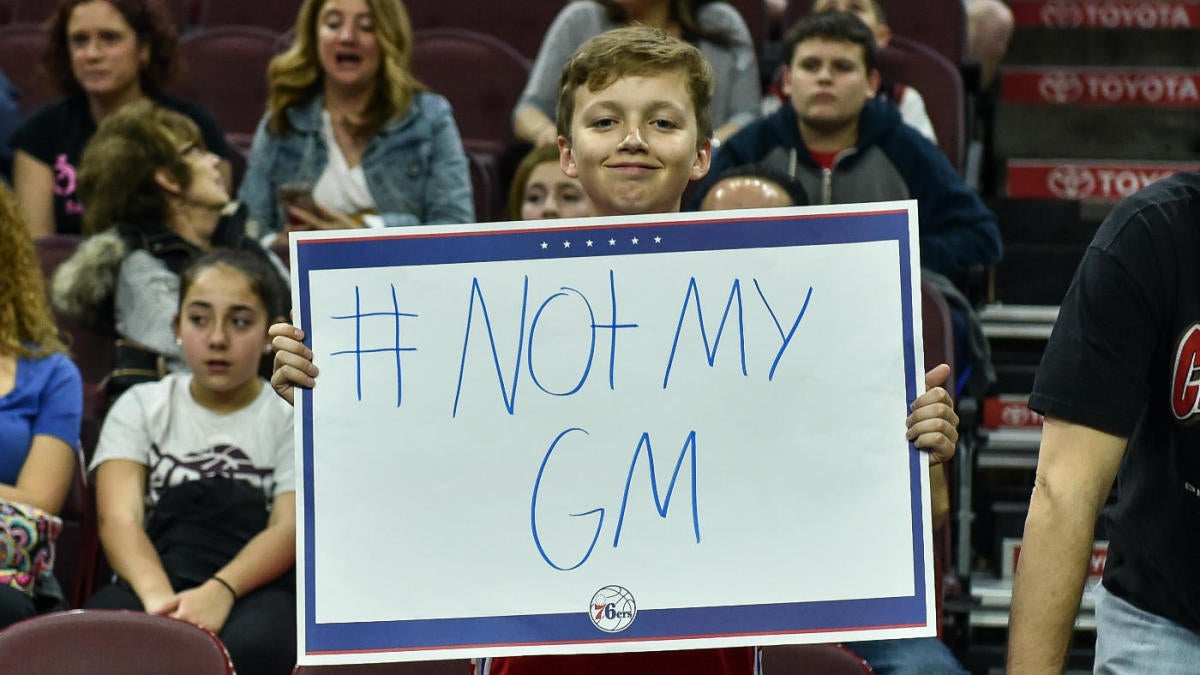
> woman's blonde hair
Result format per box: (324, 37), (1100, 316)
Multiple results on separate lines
(0, 184), (67, 358)
(265, 0), (426, 137)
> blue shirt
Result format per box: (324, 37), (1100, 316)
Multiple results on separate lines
(0, 353), (82, 484)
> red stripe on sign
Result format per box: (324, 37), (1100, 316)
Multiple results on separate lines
(1007, 161), (1198, 200)
(1002, 69), (1200, 106)
(1010, 1), (1200, 29)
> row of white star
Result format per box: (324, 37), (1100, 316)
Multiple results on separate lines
(539, 236), (664, 250)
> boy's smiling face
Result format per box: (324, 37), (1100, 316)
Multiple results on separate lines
(559, 71), (711, 217)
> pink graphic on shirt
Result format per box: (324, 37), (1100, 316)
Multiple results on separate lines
(52, 154), (85, 215)
(52, 154), (76, 197)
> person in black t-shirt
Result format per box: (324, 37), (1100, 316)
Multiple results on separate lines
(1009, 172), (1200, 673)
(11, 0), (229, 238)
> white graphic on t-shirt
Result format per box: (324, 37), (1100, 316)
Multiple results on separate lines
(148, 443), (275, 504)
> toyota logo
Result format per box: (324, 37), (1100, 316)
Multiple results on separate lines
(1040, 1), (1084, 27)
(1038, 72), (1085, 103)
(1047, 166), (1096, 199)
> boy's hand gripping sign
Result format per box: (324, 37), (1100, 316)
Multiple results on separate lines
(290, 202), (935, 665)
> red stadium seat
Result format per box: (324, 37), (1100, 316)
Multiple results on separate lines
(170, 26), (278, 142)
(878, 36), (966, 175)
(0, 610), (235, 674)
(55, 445), (97, 608)
(405, 0), (563, 61)
(192, 0), (302, 32)
(880, 0), (966, 68)
(411, 28), (531, 155)
(0, 22), (53, 115)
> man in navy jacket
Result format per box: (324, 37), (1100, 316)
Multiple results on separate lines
(694, 11), (1001, 281)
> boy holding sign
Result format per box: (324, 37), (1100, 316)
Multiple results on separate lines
(271, 26), (960, 675)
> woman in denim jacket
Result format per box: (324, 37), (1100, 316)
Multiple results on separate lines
(238, 0), (474, 243)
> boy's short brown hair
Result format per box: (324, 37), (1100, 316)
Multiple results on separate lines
(785, 11), (878, 72)
(555, 26), (714, 147)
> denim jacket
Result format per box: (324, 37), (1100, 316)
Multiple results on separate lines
(237, 92), (475, 234)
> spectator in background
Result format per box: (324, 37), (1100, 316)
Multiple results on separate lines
(1008, 172), (1200, 673)
(238, 0), (474, 243)
(87, 250), (296, 675)
(810, 0), (935, 142)
(696, 11), (1000, 282)
(11, 0), (231, 239)
(698, 163), (809, 210)
(50, 101), (285, 387)
(0, 182), (83, 627)
(513, 0), (760, 148)
(764, 0), (1012, 90)
(506, 144), (590, 221)
(965, 0), (1012, 90)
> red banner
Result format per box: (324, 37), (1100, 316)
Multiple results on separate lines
(1007, 161), (1197, 200)
(1002, 69), (1200, 106)
(1010, 1), (1200, 29)
(982, 396), (1045, 429)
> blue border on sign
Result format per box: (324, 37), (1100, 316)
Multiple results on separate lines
(294, 209), (923, 655)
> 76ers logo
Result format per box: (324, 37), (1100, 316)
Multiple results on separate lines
(1172, 323), (1200, 420)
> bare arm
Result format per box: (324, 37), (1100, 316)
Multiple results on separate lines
(170, 491), (296, 632)
(13, 151), (55, 239)
(94, 459), (178, 615)
(1007, 416), (1125, 673)
(0, 435), (75, 514)
(514, 105), (558, 147)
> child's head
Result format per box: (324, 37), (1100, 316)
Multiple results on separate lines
(783, 12), (880, 136)
(785, 10), (878, 73)
(174, 250), (286, 403)
(810, 0), (890, 45)
(699, 164), (810, 211)
(507, 144), (589, 221)
(79, 99), (227, 236)
(555, 26), (714, 216)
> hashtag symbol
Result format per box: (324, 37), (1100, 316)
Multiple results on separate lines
(329, 284), (418, 406)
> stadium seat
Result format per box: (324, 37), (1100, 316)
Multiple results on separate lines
(760, 643), (875, 673)
(411, 28), (531, 156)
(878, 36), (966, 175)
(880, 0), (966, 68)
(921, 275), (958, 636)
(55, 445), (97, 608)
(34, 235), (117, 387)
(293, 660), (472, 674)
(405, 0), (563, 61)
(171, 26), (278, 143)
(191, 0), (302, 32)
(0, 22), (52, 115)
(723, 0), (769, 60)
(0, 610), (234, 673)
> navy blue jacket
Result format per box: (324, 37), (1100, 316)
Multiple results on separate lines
(695, 99), (1002, 279)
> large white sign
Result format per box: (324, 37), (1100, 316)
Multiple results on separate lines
(291, 203), (934, 664)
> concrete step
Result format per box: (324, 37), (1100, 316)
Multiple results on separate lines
(993, 104), (1200, 161)
(1006, 27), (1200, 66)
